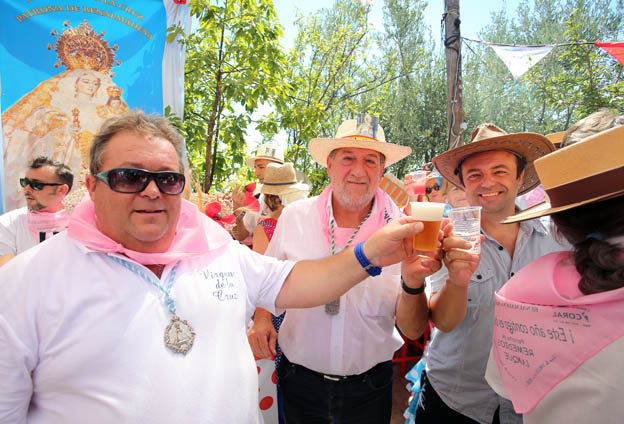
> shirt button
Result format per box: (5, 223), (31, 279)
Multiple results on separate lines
(498, 246), (504, 251)
(476, 274), (482, 280)
(510, 272), (515, 277)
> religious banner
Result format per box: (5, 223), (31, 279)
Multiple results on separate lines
(0, 0), (190, 213)
(490, 45), (554, 79)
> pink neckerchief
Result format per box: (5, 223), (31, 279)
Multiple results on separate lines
(317, 185), (400, 252)
(492, 251), (624, 414)
(27, 209), (70, 239)
(67, 197), (232, 265)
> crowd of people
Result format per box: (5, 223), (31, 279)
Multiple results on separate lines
(0, 108), (622, 424)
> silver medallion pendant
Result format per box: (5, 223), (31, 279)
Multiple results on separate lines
(164, 314), (195, 355)
(325, 299), (340, 315)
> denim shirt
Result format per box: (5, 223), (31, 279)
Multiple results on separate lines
(425, 218), (568, 424)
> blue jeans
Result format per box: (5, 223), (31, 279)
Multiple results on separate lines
(277, 355), (393, 424)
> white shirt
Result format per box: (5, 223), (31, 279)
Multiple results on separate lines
(0, 207), (37, 255)
(265, 196), (403, 376)
(0, 233), (294, 423)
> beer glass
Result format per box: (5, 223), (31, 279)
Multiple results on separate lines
(410, 202), (445, 251)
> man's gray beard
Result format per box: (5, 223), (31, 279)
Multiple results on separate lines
(333, 187), (376, 212)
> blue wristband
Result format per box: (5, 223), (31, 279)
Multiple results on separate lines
(354, 241), (382, 277)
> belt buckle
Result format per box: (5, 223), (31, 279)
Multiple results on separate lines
(323, 374), (343, 382)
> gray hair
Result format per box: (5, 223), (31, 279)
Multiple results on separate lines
(89, 110), (186, 174)
(562, 109), (624, 147)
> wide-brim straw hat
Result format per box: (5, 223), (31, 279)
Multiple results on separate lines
(245, 143), (284, 167)
(503, 125), (624, 223)
(433, 123), (555, 196)
(308, 113), (412, 167)
(260, 162), (309, 196)
(545, 131), (566, 149)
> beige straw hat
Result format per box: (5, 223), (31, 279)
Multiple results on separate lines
(433, 123), (555, 195)
(503, 125), (624, 223)
(245, 143), (284, 167)
(308, 113), (412, 167)
(260, 162), (309, 196)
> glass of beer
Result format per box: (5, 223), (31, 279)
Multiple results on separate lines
(410, 202), (445, 251)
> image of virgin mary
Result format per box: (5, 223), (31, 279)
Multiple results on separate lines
(1, 20), (128, 211)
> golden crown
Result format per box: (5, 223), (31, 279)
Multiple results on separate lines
(48, 20), (121, 75)
(107, 86), (123, 97)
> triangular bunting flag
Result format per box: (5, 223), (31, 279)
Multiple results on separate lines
(595, 41), (624, 67)
(490, 45), (554, 79)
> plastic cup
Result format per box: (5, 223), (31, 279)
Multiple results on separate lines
(447, 206), (482, 254)
(410, 202), (445, 251)
(405, 170), (427, 196)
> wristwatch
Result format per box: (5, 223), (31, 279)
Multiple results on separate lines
(401, 277), (426, 295)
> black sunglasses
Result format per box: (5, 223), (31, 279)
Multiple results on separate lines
(20, 178), (63, 191)
(95, 168), (185, 195)
(425, 185), (441, 195)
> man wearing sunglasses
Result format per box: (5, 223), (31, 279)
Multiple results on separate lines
(0, 157), (73, 266)
(0, 110), (443, 423)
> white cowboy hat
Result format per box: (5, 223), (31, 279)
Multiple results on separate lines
(245, 144), (284, 167)
(308, 113), (412, 167)
(502, 125), (624, 223)
(433, 123), (555, 196)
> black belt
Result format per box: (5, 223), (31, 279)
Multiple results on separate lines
(283, 355), (390, 383)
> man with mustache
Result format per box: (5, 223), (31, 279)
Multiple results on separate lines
(0, 157), (73, 266)
(250, 114), (444, 423)
(415, 124), (568, 423)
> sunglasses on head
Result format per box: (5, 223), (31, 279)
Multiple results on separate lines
(95, 168), (185, 195)
(20, 178), (63, 191)
(425, 185), (441, 195)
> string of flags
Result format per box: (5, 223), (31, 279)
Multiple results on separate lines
(462, 37), (624, 79)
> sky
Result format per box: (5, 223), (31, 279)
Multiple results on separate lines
(245, 0), (524, 154)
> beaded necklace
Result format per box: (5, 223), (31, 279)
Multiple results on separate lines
(325, 206), (372, 315)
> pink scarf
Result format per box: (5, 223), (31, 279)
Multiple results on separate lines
(317, 185), (401, 251)
(27, 209), (70, 238)
(493, 251), (624, 413)
(67, 197), (232, 265)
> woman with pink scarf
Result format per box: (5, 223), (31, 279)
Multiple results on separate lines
(485, 122), (624, 423)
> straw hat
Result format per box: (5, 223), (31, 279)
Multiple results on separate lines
(260, 162), (309, 196)
(433, 123), (555, 195)
(308, 113), (412, 167)
(245, 143), (284, 167)
(502, 125), (624, 223)
(545, 131), (566, 149)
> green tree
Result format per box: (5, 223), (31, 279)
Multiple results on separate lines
(173, 0), (289, 192)
(377, 0), (447, 177)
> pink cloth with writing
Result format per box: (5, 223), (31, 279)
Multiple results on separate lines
(317, 185), (401, 250)
(68, 197), (232, 265)
(27, 209), (70, 238)
(493, 251), (624, 413)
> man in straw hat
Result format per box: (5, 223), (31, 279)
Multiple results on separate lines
(416, 124), (568, 423)
(255, 113), (448, 423)
(0, 110), (433, 423)
(232, 143), (284, 242)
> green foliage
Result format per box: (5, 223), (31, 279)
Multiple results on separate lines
(172, 0), (624, 198)
(463, 0), (624, 137)
(177, 0), (289, 192)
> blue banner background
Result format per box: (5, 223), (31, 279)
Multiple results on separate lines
(0, 0), (167, 212)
